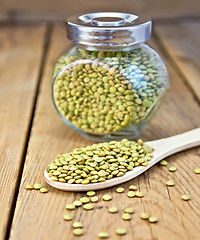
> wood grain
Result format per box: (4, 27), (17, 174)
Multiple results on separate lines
(154, 20), (200, 102)
(0, 25), (46, 239)
(9, 24), (200, 240)
(0, 0), (200, 21)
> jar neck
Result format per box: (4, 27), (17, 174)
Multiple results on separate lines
(74, 42), (145, 52)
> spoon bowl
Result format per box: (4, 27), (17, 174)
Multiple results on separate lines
(44, 128), (200, 191)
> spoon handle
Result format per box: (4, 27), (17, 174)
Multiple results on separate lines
(147, 128), (200, 161)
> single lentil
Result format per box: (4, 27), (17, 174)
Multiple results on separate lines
(73, 222), (83, 228)
(83, 203), (94, 210)
(108, 207), (118, 213)
(169, 166), (177, 172)
(102, 194), (112, 201)
(66, 204), (75, 210)
(149, 216), (158, 223)
(46, 139), (153, 184)
(160, 160), (168, 166)
(140, 212), (149, 220)
(98, 232), (109, 238)
(91, 196), (99, 203)
(87, 191), (95, 196)
(135, 191), (144, 197)
(182, 195), (191, 201)
(122, 213), (131, 220)
(166, 180), (175, 186)
(73, 228), (84, 236)
(128, 191), (135, 198)
(80, 197), (90, 204)
(116, 228), (127, 235)
(129, 185), (137, 191)
(194, 168), (200, 174)
(63, 214), (72, 221)
(33, 184), (42, 190)
(73, 200), (82, 207)
(40, 187), (48, 193)
(116, 187), (125, 193)
(125, 208), (134, 214)
(26, 184), (34, 190)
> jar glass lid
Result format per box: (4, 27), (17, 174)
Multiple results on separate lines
(67, 12), (152, 50)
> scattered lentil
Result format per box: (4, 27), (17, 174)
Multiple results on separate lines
(83, 203), (94, 210)
(129, 185), (137, 191)
(33, 184), (42, 190)
(125, 208), (134, 214)
(166, 180), (175, 186)
(116, 187), (125, 193)
(87, 191), (95, 197)
(160, 160), (168, 166)
(102, 194), (112, 201)
(73, 228), (84, 236)
(169, 166), (177, 172)
(149, 216), (158, 223)
(122, 213), (131, 220)
(108, 207), (118, 213)
(73, 222), (83, 228)
(135, 191), (144, 197)
(66, 204), (75, 210)
(40, 188), (48, 193)
(194, 168), (200, 174)
(63, 214), (72, 221)
(80, 197), (90, 204)
(182, 195), (191, 201)
(116, 228), (127, 235)
(128, 191), (135, 198)
(98, 232), (109, 238)
(140, 212), (149, 220)
(91, 196), (99, 203)
(26, 184), (33, 190)
(73, 200), (82, 207)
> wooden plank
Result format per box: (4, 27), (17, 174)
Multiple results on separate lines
(154, 20), (200, 102)
(10, 24), (200, 240)
(0, 25), (46, 239)
(0, 0), (200, 21)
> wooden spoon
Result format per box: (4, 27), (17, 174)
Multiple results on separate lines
(44, 128), (200, 191)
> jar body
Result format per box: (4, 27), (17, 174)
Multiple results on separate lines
(52, 44), (169, 141)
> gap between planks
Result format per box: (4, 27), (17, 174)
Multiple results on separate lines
(4, 23), (52, 240)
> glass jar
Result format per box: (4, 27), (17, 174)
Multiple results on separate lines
(52, 12), (169, 141)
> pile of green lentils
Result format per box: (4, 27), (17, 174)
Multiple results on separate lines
(53, 48), (166, 134)
(46, 139), (153, 184)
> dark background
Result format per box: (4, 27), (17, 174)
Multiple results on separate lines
(0, 0), (200, 22)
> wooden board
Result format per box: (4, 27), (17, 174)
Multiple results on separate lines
(9, 24), (200, 240)
(0, 25), (46, 239)
(1, 0), (200, 21)
(154, 21), (200, 102)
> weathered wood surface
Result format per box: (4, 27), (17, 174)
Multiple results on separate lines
(0, 25), (46, 239)
(1, 0), (200, 21)
(8, 24), (200, 240)
(154, 20), (200, 102)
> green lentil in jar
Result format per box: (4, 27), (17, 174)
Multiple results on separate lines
(53, 48), (167, 134)
(46, 139), (154, 184)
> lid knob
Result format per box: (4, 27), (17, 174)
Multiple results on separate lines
(92, 17), (125, 27)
